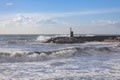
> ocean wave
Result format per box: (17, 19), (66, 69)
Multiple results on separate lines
(36, 35), (69, 42)
(0, 45), (120, 63)
(36, 36), (52, 42)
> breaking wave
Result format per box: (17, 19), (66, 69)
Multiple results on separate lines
(36, 35), (69, 42)
(0, 45), (120, 63)
(36, 36), (52, 42)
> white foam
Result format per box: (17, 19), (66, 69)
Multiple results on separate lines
(0, 42), (120, 63)
(0, 42), (120, 79)
(84, 34), (95, 37)
(36, 34), (69, 42)
(55, 34), (69, 37)
(36, 36), (51, 42)
(0, 54), (120, 80)
(0, 44), (119, 63)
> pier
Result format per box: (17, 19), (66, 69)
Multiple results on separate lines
(45, 28), (120, 43)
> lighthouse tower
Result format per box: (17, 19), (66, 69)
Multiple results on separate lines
(70, 27), (74, 37)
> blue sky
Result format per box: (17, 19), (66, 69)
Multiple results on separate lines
(0, 0), (120, 34)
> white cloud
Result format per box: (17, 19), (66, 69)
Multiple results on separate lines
(0, 14), (61, 34)
(6, 2), (13, 6)
(0, 14), (58, 27)
(46, 8), (120, 17)
(91, 20), (119, 25)
(0, 7), (120, 34)
(72, 23), (120, 34)
(36, 19), (57, 24)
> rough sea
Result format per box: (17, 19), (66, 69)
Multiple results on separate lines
(0, 34), (120, 80)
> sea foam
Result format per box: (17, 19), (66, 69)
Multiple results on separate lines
(0, 43), (119, 63)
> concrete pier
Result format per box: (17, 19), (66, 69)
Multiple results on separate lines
(45, 28), (120, 43)
(45, 35), (120, 43)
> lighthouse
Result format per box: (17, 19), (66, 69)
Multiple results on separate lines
(70, 27), (74, 37)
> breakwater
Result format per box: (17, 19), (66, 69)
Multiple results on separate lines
(45, 35), (120, 43)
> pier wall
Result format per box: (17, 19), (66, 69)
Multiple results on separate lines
(45, 35), (120, 43)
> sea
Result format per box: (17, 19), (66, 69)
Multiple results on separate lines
(0, 34), (120, 80)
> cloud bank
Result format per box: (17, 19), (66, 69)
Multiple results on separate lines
(0, 8), (120, 34)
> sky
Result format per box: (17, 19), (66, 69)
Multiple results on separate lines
(0, 0), (120, 34)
